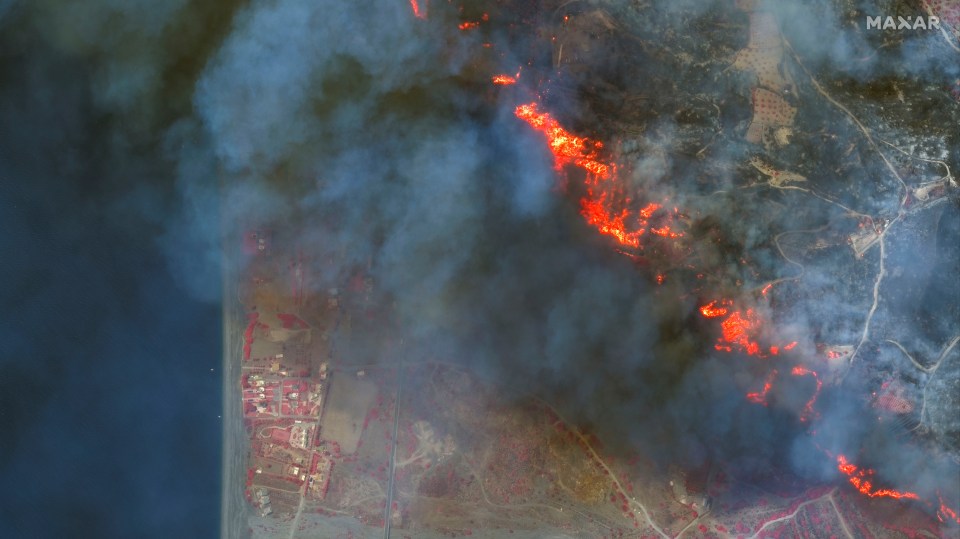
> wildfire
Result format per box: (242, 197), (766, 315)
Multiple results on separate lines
(747, 369), (778, 405)
(699, 299), (797, 358)
(826, 349), (847, 360)
(700, 299), (730, 318)
(458, 13), (488, 30)
(720, 309), (762, 356)
(698, 300), (814, 417)
(580, 198), (644, 248)
(409, 0), (426, 19)
(938, 493), (960, 524)
(514, 103), (608, 172)
(492, 74), (517, 85)
(836, 455), (920, 500)
(513, 97), (801, 402)
(513, 102), (688, 250)
(514, 102), (645, 248)
(639, 203), (660, 219)
(650, 226), (682, 238)
(790, 366), (822, 422)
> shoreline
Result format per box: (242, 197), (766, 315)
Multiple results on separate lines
(221, 228), (252, 539)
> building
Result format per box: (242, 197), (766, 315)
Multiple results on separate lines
(242, 229), (271, 256)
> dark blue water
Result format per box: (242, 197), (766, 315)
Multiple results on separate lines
(0, 34), (222, 539)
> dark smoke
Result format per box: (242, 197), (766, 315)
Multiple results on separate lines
(1, 0), (957, 536)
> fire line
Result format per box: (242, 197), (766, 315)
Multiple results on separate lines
(514, 103), (683, 250)
(409, 0), (426, 19)
(505, 81), (960, 526)
(836, 455), (920, 501)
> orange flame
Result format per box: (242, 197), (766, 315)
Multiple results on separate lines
(747, 369), (778, 405)
(938, 493), (960, 524)
(720, 309), (762, 356)
(513, 102), (686, 250)
(409, 0), (426, 19)
(700, 300), (730, 318)
(506, 81), (957, 534)
(514, 103), (607, 171)
(650, 226), (683, 238)
(836, 455), (920, 500)
(458, 13), (488, 30)
(790, 366), (822, 422)
(639, 203), (661, 219)
(515, 103), (646, 248)
(700, 300), (796, 358)
(580, 198), (644, 248)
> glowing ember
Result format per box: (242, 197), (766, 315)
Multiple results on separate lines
(409, 0), (426, 19)
(514, 103), (608, 173)
(581, 198), (644, 248)
(720, 309), (762, 356)
(790, 366), (822, 422)
(836, 455), (920, 500)
(700, 300), (731, 318)
(515, 103), (648, 248)
(458, 13), (488, 30)
(747, 369), (778, 405)
(700, 300), (795, 358)
(650, 226), (683, 238)
(940, 503), (960, 524)
(501, 45), (957, 531)
(823, 345), (851, 360)
(938, 493), (960, 524)
(641, 205), (684, 238)
(639, 203), (661, 219)
(513, 102), (687, 250)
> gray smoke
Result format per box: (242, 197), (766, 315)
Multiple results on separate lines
(5, 0), (957, 533)
(176, 0), (960, 511)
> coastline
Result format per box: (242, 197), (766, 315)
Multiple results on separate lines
(221, 223), (252, 539)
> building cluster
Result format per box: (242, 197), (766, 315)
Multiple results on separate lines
(847, 218), (886, 258)
(244, 368), (337, 514)
(242, 365), (327, 418)
(906, 177), (953, 210)
(239, 228), (342, 516)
